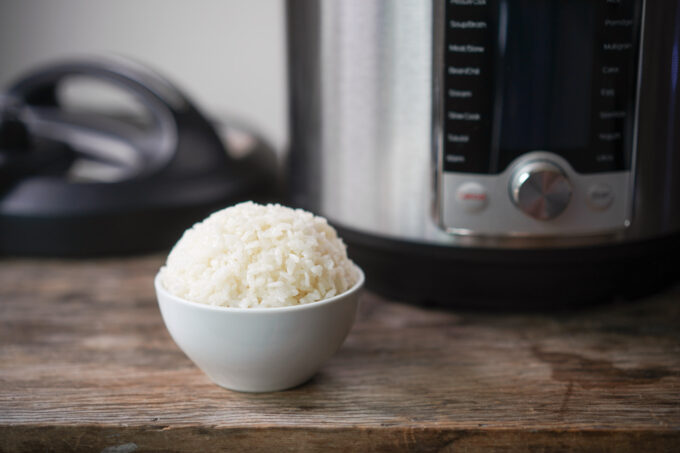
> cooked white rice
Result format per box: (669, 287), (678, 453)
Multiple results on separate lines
(159, 202), (359, 308)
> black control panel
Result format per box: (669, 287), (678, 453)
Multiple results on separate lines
(441, 0), (643, 174)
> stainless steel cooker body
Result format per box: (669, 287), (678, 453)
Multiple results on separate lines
(288, 0), (680, 249)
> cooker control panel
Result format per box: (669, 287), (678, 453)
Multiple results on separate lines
(433, 0), (643, 236)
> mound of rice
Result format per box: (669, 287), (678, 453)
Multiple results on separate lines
(159, 202), (359, 308)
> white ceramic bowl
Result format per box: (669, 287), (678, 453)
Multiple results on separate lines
(154, 267), (364, 392)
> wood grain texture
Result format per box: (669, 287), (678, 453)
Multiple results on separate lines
(0, 256), (679, 452)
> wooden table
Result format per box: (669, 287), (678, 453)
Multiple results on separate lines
(1, 256), (679, 452)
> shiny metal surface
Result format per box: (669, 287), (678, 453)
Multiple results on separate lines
(628, 0), (680, 238)
(287, 0), (680, 248)
(510, 161), (572, 221)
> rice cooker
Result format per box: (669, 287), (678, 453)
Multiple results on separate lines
(286, 0), (680, 307)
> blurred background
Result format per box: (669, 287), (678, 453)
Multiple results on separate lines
(0, 0), (288, 152)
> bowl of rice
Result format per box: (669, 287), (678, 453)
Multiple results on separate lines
(155, 202), (363, 392)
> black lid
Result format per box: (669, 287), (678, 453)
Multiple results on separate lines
(0, 57), (277, 256)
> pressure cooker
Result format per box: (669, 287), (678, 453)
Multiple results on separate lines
(286, 0), (680, 307)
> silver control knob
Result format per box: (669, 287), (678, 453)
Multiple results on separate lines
(509, 161), (572, 221)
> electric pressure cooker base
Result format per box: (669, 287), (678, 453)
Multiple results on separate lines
(287, 1), (680, 308)
(339, 226), (680, 310)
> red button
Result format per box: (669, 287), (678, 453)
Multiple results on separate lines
(456, 182), (488, 212)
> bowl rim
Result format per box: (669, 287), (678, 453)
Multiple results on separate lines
(155, 265), (364, 314)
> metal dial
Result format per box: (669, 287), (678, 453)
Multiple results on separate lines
(510, 161), (573, 221)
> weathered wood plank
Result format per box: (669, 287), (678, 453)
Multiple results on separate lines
(0, 256), (679, 452)
(1, 426), (679, 453)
